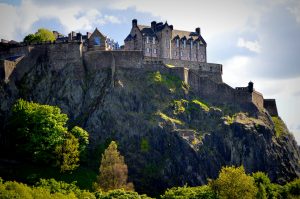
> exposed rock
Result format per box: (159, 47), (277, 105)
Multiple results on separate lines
(0, 50), (299, 196)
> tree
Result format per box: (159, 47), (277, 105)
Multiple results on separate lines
(70, 126), (89, 154)
(252, 172), (279, 199)
(55, 133), (80, 172)
(35, 28), (55, 42)
(210, 166), (257, 199)
(94, 141), (134, 192)
(10, 99), (89, 172)
(23, 28), (55, 43)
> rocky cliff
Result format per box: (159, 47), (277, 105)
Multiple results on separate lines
(0, 48), (299, 196)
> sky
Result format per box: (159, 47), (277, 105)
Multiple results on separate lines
(0, 0), (300, 143)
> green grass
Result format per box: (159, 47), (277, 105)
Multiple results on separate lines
(172, 99), (188, 115)
(148, 71), (183, 93)
(141, 138), (150, 152)
(223, 115), (235, 125)
(272, 116), (286, 137)
(191, 99), (210, 112)
(156, 111), (184, 125)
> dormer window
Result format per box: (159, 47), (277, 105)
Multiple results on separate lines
(183, 40), (186, 48)
(146, 36), (149, 44)
(152, 37), (155, 44)
(176, 39), (179, 47)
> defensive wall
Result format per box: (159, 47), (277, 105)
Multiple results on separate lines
(0, 42), (278, 115)
(263, 99), (278, 116)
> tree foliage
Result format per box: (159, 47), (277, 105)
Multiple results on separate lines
(94, 141), (134, 192)
(210, 166), (257, 199)
(161, 185), (217, 199)
(23, 28), (55, 43)
(10, 99), (88, 172)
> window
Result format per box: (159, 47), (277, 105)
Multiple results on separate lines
(152, 37), (155, 44)
(194, 54), (197, 58)
(180, 51), (183, 57)
(197, 42), (200, 50)
(146, 48), (150, 53)
(146, 36), (149, 44)
(175, 52), (177, 56)
(153, 49), (157, 54)
(183, 40), (186, 48)
(176, 39), (179, 47)
(94, 37), (100, 46)
(191, 41), (193, 49)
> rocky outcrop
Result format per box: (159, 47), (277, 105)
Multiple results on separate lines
(0, 50), (299, 196)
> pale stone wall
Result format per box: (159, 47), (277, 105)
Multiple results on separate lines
(252, 91), (264, 110)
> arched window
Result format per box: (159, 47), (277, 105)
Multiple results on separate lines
(94, 37), (100, 46)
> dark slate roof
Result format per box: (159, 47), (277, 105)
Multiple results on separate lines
(124, 34), (137, 41)
(140, 27), (156, 37)
(6, 55), (23, 61)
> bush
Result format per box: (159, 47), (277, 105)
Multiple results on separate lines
(161, 185), (217, 199)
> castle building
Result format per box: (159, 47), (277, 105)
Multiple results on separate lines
(61, 28), (119, 50)
(124, 19), (207, 62)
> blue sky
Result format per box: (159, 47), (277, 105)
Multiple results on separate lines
(1, 0), (300, 142)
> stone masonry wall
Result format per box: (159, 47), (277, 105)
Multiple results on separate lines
(252, 91), (264, 110)
(264, 99), (278, 116)
(83, 50), (143, 71)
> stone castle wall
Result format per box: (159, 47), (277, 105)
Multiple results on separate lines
(83, 50), (143, 71)
(0, 42), (275, 114)
(264, 99), (278, 116)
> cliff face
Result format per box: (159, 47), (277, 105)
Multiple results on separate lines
(0, 49), (300, 195)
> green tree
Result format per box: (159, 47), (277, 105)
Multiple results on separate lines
(70, 126), (89, 154)
(252, 172), (279, 199)
(23, 28), (55, 43)
(55, 133), (80, 172)
(210, 166), (257, 199)
(94, 141), (134, 192)
(161, 185), (217, 199)
(35, 28), (55, 42)
(10, 99), (88, 172)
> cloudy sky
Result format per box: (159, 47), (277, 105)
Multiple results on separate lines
(0, 0), (300, 142)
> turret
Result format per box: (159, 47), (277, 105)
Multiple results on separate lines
(248, 81), (254, 93)
(132, 19), (137, 27)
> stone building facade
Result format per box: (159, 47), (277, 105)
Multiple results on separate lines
(124, 19), (207, 62)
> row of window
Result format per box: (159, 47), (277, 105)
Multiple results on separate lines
(146, 48), (157, 54)
(145, 37), (203, 49)
(174, 52), (205, 59)
(176, 39), (202, 49)
(146, 36), (156, 44)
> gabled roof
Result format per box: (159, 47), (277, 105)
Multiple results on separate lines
(124, 34), (136, 41)
(90, 28), (107, 39)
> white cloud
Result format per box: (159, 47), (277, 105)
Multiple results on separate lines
(0, 0), (121, 40)
(237, 38), (261, 53)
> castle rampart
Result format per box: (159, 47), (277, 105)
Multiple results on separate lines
(0, 40), (277, 117)
(264, 99), (278, 116)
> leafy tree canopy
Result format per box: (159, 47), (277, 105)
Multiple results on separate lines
(10, 99), (89, 172)
(210, 166), (257, 199)
(23, 28), (55, 43)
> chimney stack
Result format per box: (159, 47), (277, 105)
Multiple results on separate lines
(151, 21), (157, 31)
(132, 19), (137, 27)
(196, 27), (201, 35)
